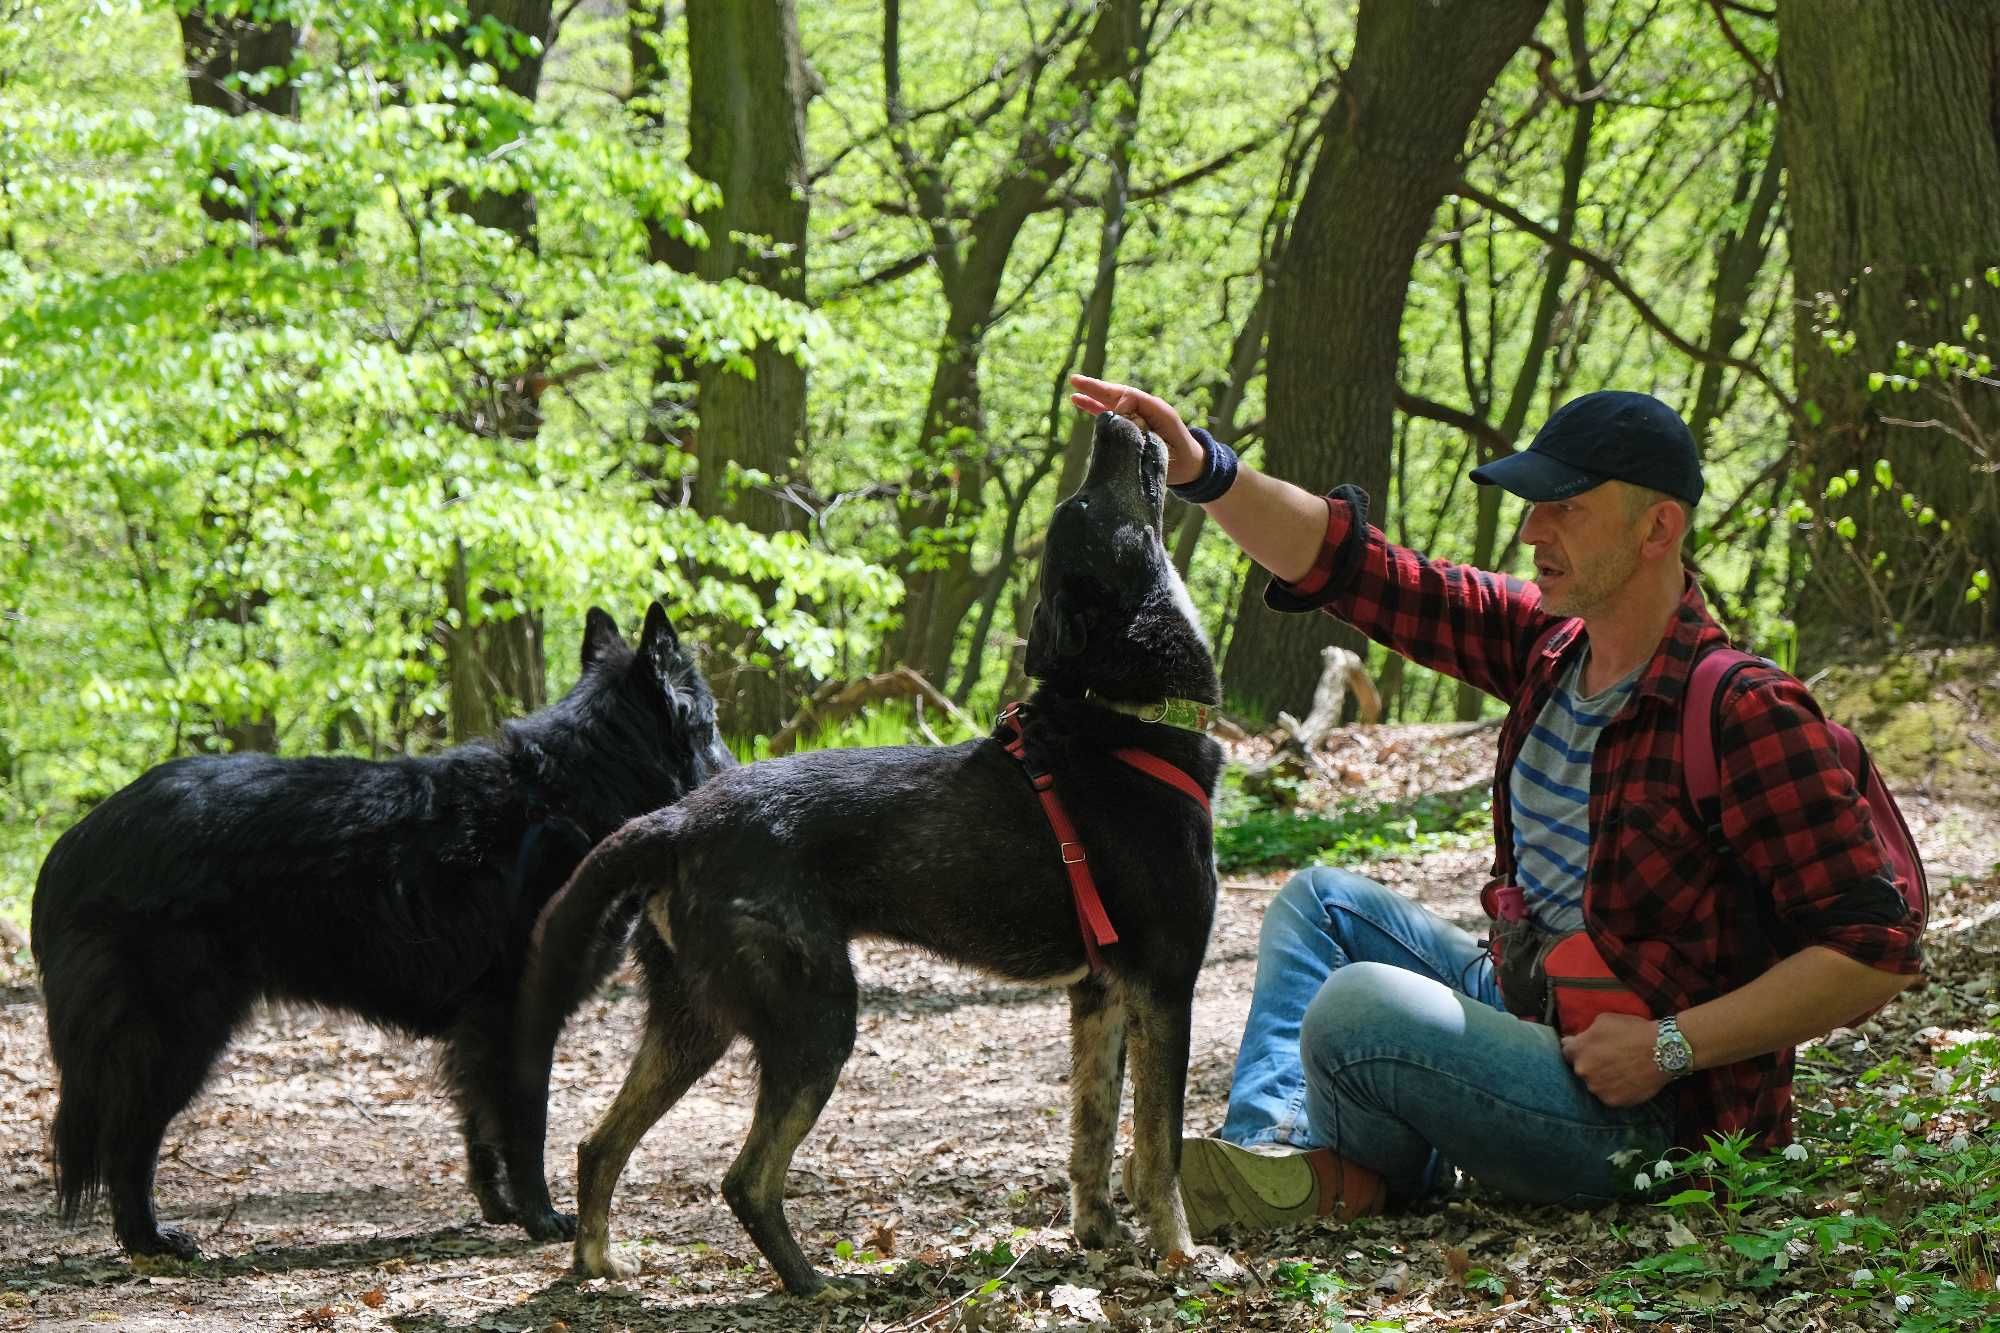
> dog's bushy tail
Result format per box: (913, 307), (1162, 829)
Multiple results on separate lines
(504, 808), (682, 1213)
(518, 809), (680, 1054)
(49, 1064), (102, 1224)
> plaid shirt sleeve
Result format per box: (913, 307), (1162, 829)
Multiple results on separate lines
(1713, 667), (1922, 972)
(1264, 486), (1556, 703)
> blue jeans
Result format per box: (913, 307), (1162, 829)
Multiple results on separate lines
(1219, 867), (1675, 1204)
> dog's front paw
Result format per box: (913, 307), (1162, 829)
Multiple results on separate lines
(1071, 1205), (1136, 1250)
(573, 1237), (639, 1280)
(519, 1208), (577, 1242)
(126, 1225), (202, 1267)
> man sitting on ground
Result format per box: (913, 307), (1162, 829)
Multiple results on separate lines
(1068, 375), (1922, 1233)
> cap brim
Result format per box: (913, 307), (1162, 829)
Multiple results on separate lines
(1469, 449), (1600, 501)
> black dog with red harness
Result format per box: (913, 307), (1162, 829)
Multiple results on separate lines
(503, 410), (1224, 1295)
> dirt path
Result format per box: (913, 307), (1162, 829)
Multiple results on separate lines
(3, 727), (1995, 1331)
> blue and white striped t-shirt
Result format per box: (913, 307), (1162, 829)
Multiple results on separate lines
(1509, 649), (1642, 933)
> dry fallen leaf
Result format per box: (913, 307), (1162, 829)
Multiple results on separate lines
(359, 1288), (386, 1309)
(865, 1215), (900, 1257)
(1442, 1245), (1471, 1286)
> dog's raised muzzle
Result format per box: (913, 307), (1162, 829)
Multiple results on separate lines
(1073, 411), (1168, 538)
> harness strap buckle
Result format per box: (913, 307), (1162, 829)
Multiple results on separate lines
(1059, 841), (1086, 865)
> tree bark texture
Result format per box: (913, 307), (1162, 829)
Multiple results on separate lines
(889, 0), (1145, 684)
(1780, 0), (2000, 656)
(1221, 0), (1549, 723)
(633, 0), (812, 735)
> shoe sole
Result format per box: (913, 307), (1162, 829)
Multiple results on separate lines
(1176, 1138), (1322, 1238)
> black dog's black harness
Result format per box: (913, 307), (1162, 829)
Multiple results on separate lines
(994, 701), (1212, 972)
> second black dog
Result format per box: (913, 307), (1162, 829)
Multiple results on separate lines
(506, 413), (1223, 1294)
(32, 602), (729, 1259)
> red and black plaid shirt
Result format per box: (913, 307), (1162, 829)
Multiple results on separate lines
(1271, 486), (1922, 1149)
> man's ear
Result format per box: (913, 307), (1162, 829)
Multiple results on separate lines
(1024, 587), (1087, 679)
(580, 607), (624, 669)
(1643, 499), (1691, 562)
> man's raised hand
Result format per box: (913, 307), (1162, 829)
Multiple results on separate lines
(1068, 374), (1206, 486)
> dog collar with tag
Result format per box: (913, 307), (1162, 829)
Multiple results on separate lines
(1084, 692), (1217, 733)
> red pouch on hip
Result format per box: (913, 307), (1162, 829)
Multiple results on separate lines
(1543, 931), (1653, 1036)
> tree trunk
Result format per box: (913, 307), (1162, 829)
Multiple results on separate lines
(1454, 0), (1594, 722)
(1781, 0), (2000, 657)
(176, 9), (298, 752)
(1222, 0), (1549, 723)
(441, 0), (555, 736)
(888, 0), (1146, 683)
(179, 7), (297, 234)
(445, 542), (547, 743)
(637, 0), (812, 736)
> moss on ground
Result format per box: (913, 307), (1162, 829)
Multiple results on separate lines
(1809, 644), (2000, 798)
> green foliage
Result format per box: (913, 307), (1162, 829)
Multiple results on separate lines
(1590, 1040), (2000, 1330)
(1214, 782), (1491, 874)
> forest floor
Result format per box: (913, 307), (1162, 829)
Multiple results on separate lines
(2, 715), (1997, 1332)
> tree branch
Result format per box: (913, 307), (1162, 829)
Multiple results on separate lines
(1394, 388), (1512, 459)
(1452, 180), (1800, 426)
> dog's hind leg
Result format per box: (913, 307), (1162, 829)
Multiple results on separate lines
(1066, 977), (1131, 1248)
(1124, 989), (1196, 1260)
(722, 958), (858, 1296)
(79, 997), (236, 1260)
(570, 959), (731, 1279)
(442, 996), (521, 1227)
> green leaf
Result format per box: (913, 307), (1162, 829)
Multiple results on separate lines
(1658, 1189), (1716, 1207)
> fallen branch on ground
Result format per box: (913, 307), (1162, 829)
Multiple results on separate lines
(767, 667), (978, 756)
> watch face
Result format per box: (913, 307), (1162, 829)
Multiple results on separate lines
(1658, 1031), (1692, 1073)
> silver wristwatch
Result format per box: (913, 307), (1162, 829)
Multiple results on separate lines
(1653, 1015), (1694, 1079)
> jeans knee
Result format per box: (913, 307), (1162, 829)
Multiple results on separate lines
(1299, 961), (1408, 1077)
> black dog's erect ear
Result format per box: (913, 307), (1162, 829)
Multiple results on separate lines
(1023, 587), (1088, 680)
(638, 601), (682, 679)
(580, 607), (624, 669)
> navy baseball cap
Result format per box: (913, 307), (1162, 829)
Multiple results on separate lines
(1470, 390), (1703, 507)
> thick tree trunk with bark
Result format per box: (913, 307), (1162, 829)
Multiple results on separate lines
(1780, 0), (2000, 657)
(635, 0), (812, 736)
(1222, 0), (1548, 722)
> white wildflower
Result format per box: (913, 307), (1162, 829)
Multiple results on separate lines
(1654, 1159), (1675, 1179)
(1783, 1143), (1809, 1162)
(1987, 1086), (2000, 1103)
(1947, 1132), (1971, 1154)
(1633, 1172), (1652, 1191)
(1891, 1143), (1912, 1161)
(1852, 1037), (1869, 1052)
(1934, 1070), (1955, 1094)
(1902, 1111), (1923, 1131)
(1851, 1268), (1875, 1285)
(1896, 1293), (1916, 1313)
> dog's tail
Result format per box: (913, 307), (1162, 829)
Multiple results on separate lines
(504, 807), (683, 1226)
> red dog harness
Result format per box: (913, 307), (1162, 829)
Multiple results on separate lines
(994, 702), (1212, 972)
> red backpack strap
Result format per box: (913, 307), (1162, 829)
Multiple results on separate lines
(1682, 647), (1762, 851)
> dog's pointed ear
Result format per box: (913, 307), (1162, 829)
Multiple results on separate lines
(637, 601), (682, 679)
(580, 607), (624, 669)
(1024, 588), (1087, 679)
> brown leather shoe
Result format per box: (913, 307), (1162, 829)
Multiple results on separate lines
(1174, 1138), (1386, 1238)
